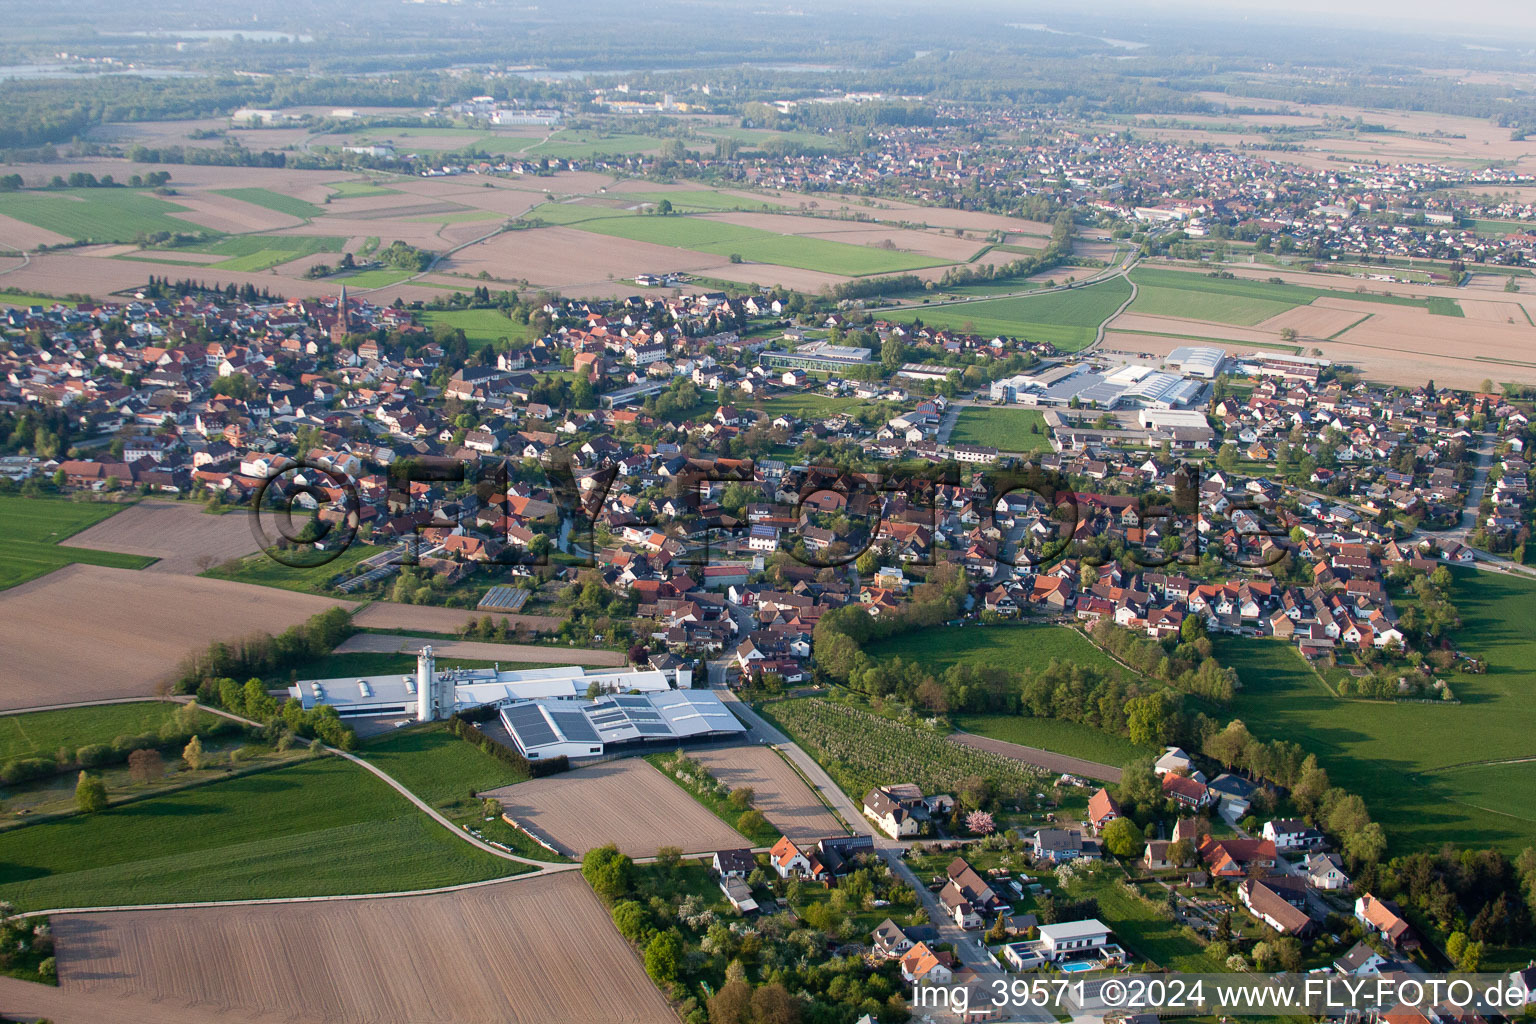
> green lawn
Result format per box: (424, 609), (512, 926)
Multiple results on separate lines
(0, 702), (217, 766)
(949, 407), (1052, 452)
(0, 189), (206, 243)
(1062, 869), (1225, 972)
(896, 276), (1133, 351)
(211, 187), (325, 220)
(753, 394), (876, 419)
(200, 542), (375, 594)
(359, 722), (528, 813)
(546, 212), (947, 277)
(0, 756), (529, 910)
(865, 623), (1129, 680)
(0, 496), (155, 590)
(952, 714), (1154, 768)
(1218, 571), (1536, 854)
(418, 308), (531, 350)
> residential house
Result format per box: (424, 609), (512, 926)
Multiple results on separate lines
(1263, 818), (1327, 852)
(1356, 894), (1418, 950)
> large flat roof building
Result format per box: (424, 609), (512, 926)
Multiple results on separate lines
(500, 690), (746, 760)
(288, 655), (685, 719)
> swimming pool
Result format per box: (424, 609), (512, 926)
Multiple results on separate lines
(1059, 961), (1096, 973)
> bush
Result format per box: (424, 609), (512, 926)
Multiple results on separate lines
(74, 743), (115, 768)
(0, 758), (56, 786)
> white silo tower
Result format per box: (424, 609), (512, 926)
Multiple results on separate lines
(416, 646), (437, 721)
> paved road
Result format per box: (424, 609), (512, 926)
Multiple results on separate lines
(1443, 430), (1496, 541)
(711, 671), (1054, 1021)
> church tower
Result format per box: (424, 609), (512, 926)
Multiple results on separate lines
(330, 284), (349, 346)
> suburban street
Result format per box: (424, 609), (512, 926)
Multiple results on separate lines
(709, 663), (1056, 1022)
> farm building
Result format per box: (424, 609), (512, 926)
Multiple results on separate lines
(499, 689), (746, 760)
(288, 648), (685, 719)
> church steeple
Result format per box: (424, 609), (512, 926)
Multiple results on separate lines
(331, 284), (349, 346)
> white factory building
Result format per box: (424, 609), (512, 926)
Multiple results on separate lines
(1164, 345), (1227, 379)
(288, 647), (692, 721)
(989, 361), (1203, 410)
(500, 690), (747, 760)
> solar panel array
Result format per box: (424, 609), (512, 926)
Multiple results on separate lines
(503, 702), (557, 749)
(501, 690), (747, 756)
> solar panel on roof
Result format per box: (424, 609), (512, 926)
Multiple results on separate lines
(549, 711), (600, 743)
(635, 723), (671, 736)
(504, 704), (558, 748)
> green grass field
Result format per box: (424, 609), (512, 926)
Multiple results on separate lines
(538, 209), (946, 277)
(949, 407), (1052, 452)
(200, 542), (374, 594)
(165, 233), (346, 272)
(0, 756), (528, 910)
(359, 722), (528, 813)
(0, 292), (74, 308)
(0, 702), (216, 766)
(327, 180), (399, 198)
(0, 497), (155, 590)
(0, 189), (205, 243)
(211, 187), (325, 220)
(753, 394), (876, 419)
(1218, 570), (1536, 853)
(626, 190), (779, 213)
(897, 277), (1133, 351)
(418, 308), (531, 350)
(866, 623), (1129, 680)
(338, 268), (416, 288)
(1127, 267), (1463, 325)
(952, 714), (1154, 768)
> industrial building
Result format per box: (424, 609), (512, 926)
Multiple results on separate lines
(288, 647), (692, 720)
(759, 341), (876, 373)
(500, 690), (747, 760)
(1165, 345), (1227, 379)
(989, 361), (1203, 410)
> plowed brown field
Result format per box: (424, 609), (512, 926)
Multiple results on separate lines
(50, 873), (674, 1024)
(0, 565), (350, 708)
(60, 502), (259, 575)
(482, 757), (745, 857)
(686, 744), (845, 842)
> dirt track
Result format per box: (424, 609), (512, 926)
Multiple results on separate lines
(949, 732), (1122, 783)
(0, 565), (350, 708)
(61, 502), (259, 575)
(351, 599), (565, 636)
(686, 744), (846, 842)
(47, 872), (674, 1024)
(335, 631), (625, 666)
(483, 757), (746, 858)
